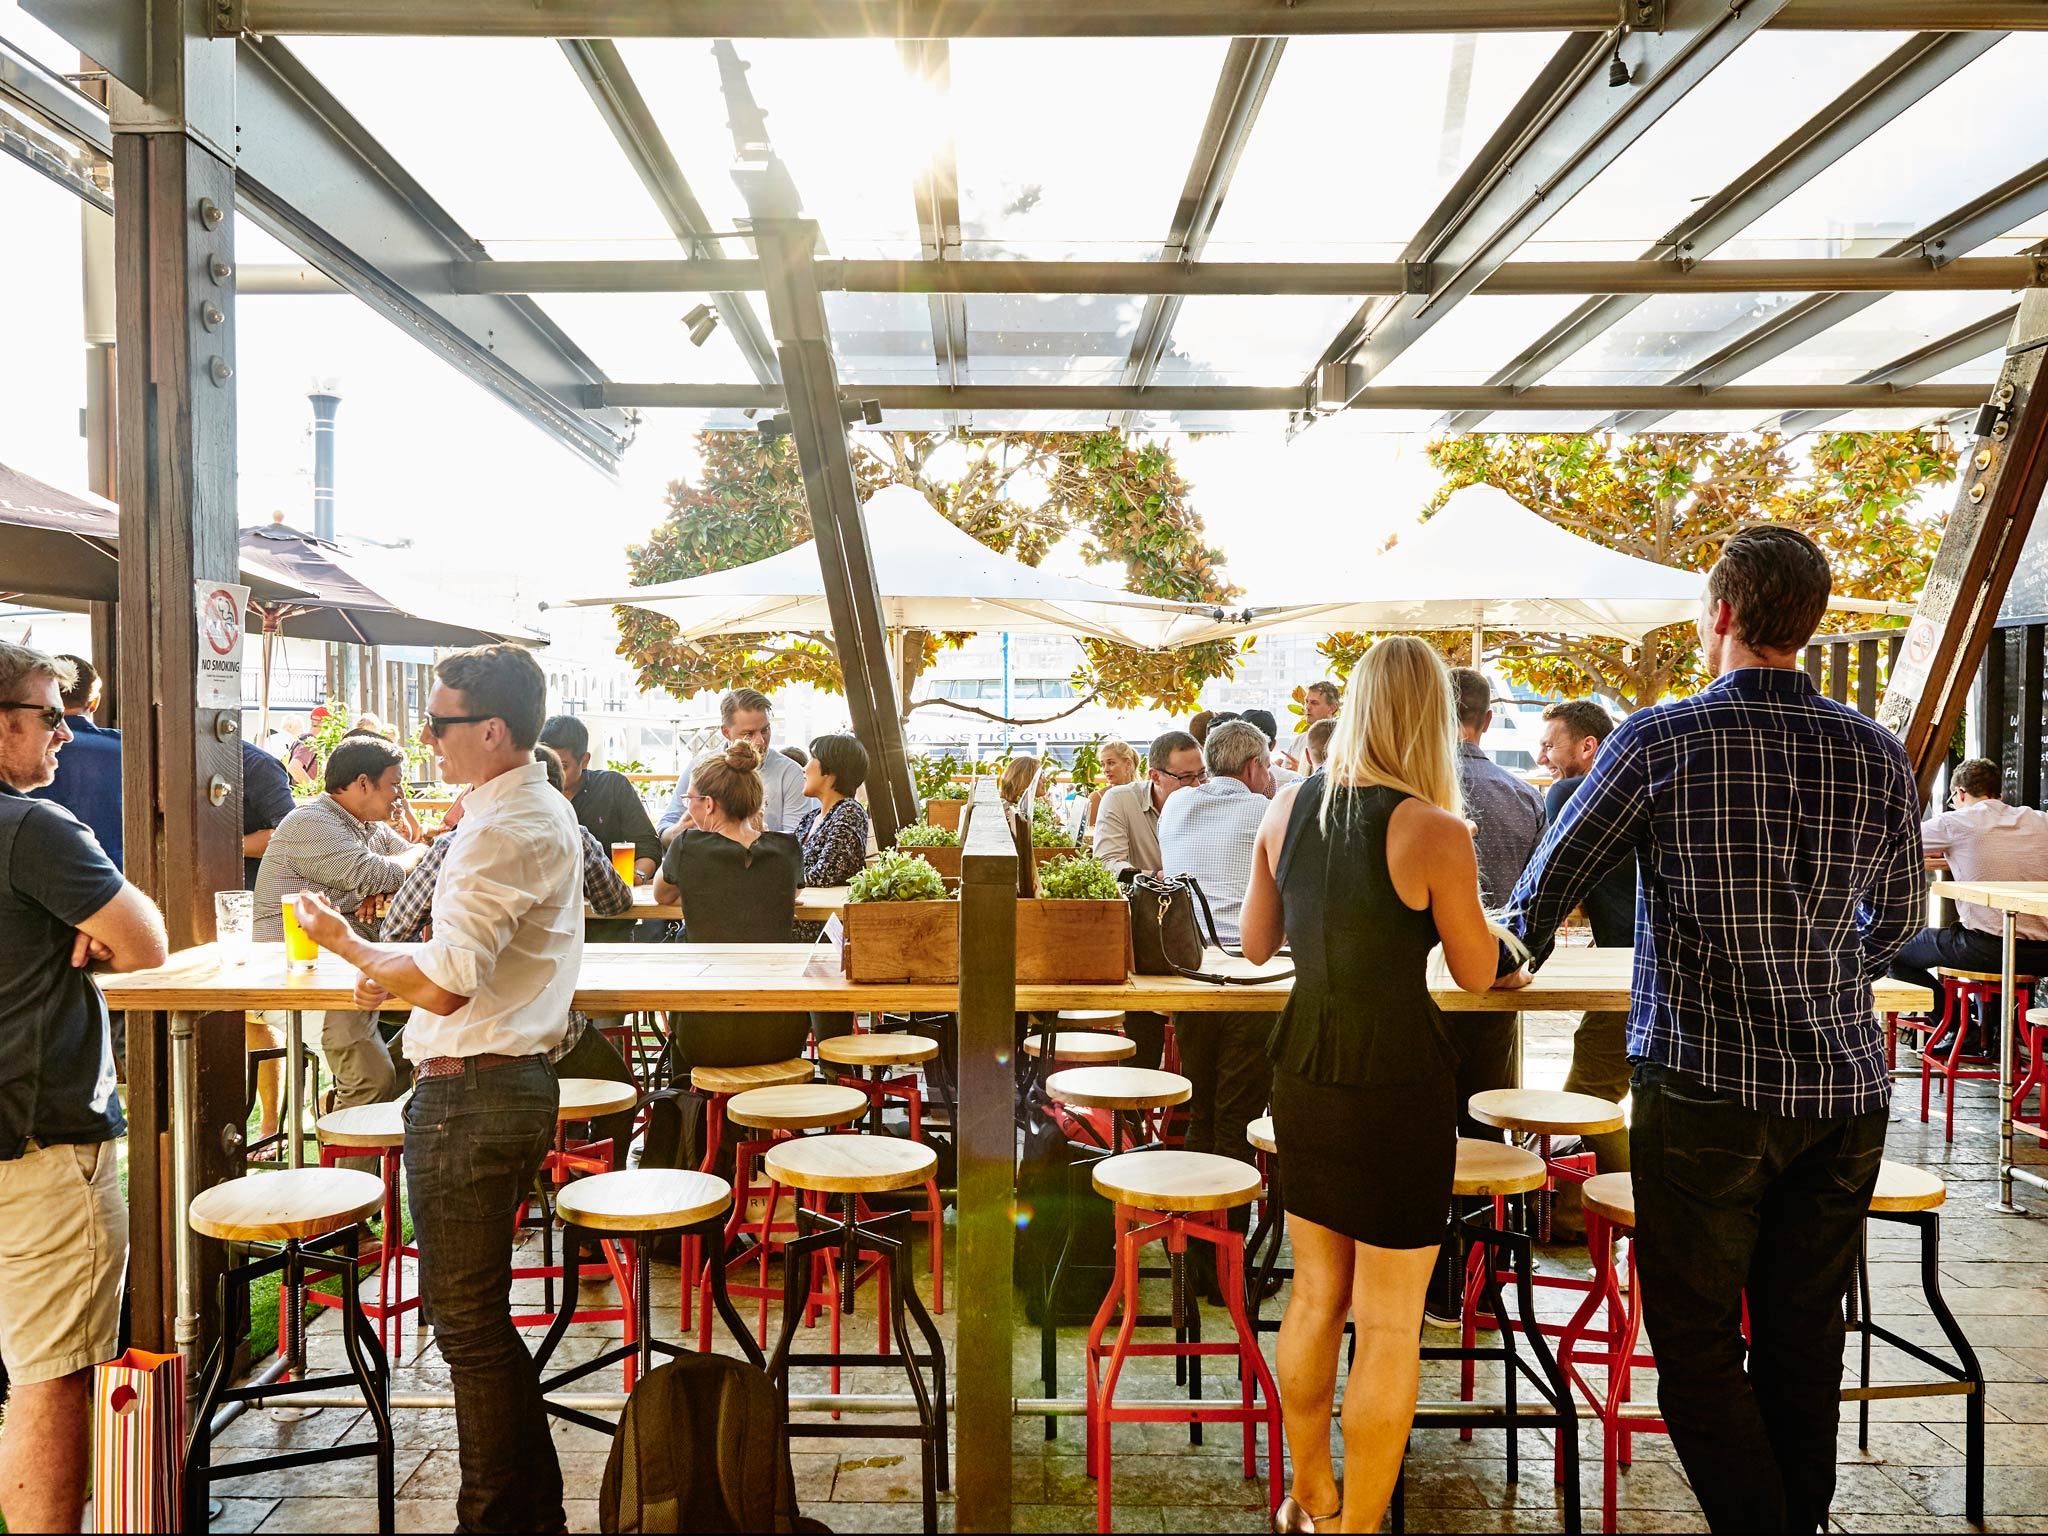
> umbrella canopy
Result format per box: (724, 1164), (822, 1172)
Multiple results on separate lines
(1239, 483), (1908, 643)
(0, 462), (121, 603)
(550, 484), (1236, 650)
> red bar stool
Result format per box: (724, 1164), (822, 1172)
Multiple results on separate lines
(308, 1101), (420, 1358)
(1083, 1149), (1283, 1533)
(1915, 968), (2037, 1142)
(706, 1082), (870, 1352)
(1465, 1088), (1622, 1317)
(689, 1057), (815, 1176)
(1555, 1172), (1657, 1534)
(512, 1078), (642, 1344)
(818, 1032), (947, 1311)
(1023, 1031), (1136, 1146)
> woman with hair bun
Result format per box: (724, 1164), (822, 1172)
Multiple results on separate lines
(653, 739), (809, 1067)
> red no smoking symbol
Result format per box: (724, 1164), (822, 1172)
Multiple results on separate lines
(200, 588), (242, 657)
(1905, 618), (1935, 665)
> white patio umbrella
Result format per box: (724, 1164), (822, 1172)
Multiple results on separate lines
(547, 484), (1239, 650)
(1237, 482), (1910, 652)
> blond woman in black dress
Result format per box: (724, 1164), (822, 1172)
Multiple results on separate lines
(1240, 636), (1529, 1533)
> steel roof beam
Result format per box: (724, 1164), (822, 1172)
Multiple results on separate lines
(211, 0), (2048, 38)
(559, 39), (779, 386)
(442, 253), (2048, 297)
(232, 37), (630, 474)
(1610, 156), (2048, 433)
(1115, 35), (1285, 425)
(1776, 304), (2015, 436)
(1440, 28), (2005, 433)
(1311, 0), (1784, 415)
(898, 40), (968, 396)
(587, 381), (1987, 412)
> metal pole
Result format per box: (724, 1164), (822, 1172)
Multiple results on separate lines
(1996, 909), (2025, 1213)
(170, 1011), (201, 1376)
(286, 1009), (306, 1169)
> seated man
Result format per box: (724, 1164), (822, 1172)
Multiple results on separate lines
(1156, 719), (1277, 1201)
(254, 736), (426, 1108)
(1892, 757), (2048, 1049)
(657, 688), (810, 840)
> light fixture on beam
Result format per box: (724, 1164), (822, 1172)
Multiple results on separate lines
(1608, 35), (1632, 86)
(756, 410), (793, 440)
(683, 303), (719, 347)
(1315, 362), (1362, 412)
(840, 397), (883, 427)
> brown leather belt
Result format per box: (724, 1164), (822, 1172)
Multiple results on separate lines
(414, 1053), (531, 1081)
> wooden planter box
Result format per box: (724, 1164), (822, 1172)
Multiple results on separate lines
(923, 797), (968, 832)
(901, 843), (963, 880)
(841, 900), (960, 982)
(1016, 897), (1132, 984)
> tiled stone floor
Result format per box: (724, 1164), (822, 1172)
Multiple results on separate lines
(200, 1010), (2048, 1533)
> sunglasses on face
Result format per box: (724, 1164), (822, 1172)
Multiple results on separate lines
(424, 714), (491, 738)
(0, 703), (66, 731)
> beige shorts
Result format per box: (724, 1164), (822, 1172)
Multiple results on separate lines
(0, 1139), (127, 1383)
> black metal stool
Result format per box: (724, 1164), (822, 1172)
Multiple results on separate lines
(184, 1168), (394, 1534)
(763, 1135), (950, 1535)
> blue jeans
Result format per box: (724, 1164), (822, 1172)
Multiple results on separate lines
(1631, 1061), (1887, 1534)
(404, 1056), (562, 1534)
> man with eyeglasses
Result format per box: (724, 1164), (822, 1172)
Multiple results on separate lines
(657, 687), (810, 841)
(0, 643), (166, 1535)
(291, 643), (582, 1535)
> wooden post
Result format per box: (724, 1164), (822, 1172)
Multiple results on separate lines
(955, 777), (1017, 1531)
(1880, 291), (2048, 793)
(109, 23), (245, 1356)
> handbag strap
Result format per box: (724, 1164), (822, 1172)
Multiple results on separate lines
(1163, 874), (1294, 987)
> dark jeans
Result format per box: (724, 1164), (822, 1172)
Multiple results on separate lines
(404, 1056), (563, 1534)
(1453, 1012), (1517, 1141)
(1631, 1061), (1887, 1534)
(1175, 1010), (1273, 1180)
(1891, 923), (2048, 1035)
(555, 1021), (638, 1168)
(1123, 1010), (1166, 1073)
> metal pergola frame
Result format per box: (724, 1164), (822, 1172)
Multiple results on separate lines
(10, 5), (2048, 1531)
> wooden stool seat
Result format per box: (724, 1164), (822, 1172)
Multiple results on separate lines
(1450, 1138), (1547, 1198)
(1871, 1160), (1946, 1214)
(1581, 1172), (1636, 1229)
(1043, 1066), (1191, 1112)
(189, 1168), (386, 1244)
(727, 1082), (870, 1132)
(1246, 1115), (1276, 1155)
(1935, 966), (2040, 985)
(2029, 1007), (2048, 1028)
(818, 1034), (939, 1068)
(1053, 1010), (1126, 1030)
(557, 1077), (639, 1121)
(1468, 1087), (1626, 1138)
(1023, 1032), (1136, 1063)
(315, 1100), (407, 1149)
(1091, 1150), (1262, 1213)
(555, 1169), (733, 1232)
(690, 1058), (813, 1095)
(764, 1134), (937, 1195)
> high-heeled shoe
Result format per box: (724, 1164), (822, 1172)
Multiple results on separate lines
(1272, 1495), (1338, 1533)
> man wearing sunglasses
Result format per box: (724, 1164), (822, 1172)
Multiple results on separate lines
(291, 643), (582, 1535)
(0, 643), (167, 1534)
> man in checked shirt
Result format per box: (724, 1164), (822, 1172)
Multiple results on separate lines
(1503, 526), (1923, 1535)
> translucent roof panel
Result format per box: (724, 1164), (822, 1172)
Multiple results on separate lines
(527, 292), (759, 385)
(1514, 33), (1910, 259)
(1153, 296), (1364, 385)
(825, 293), (946, 387)
(623, 40), (926, 259)
(1457, 411), (1611, 434)
(1370, 295), (1589, 387)
(0, 1), (78, 75)
(287, 38), (684, 261)
(1200, 32), (1567, 261)
(1740, 291), (2017, 385)
(949, 38), (1229, 259)
(963, 294), (1144, 386)
(1546, 291), (1812, 387)
(1719, 34), (2048, 259)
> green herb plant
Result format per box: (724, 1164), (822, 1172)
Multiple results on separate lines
(895, 823), (961, 848)
(911, 752), (963, 803)
(847, 850), (950, 903)
(1037, 853), (1124, 901)
(1069, 736), (1104, 792)
(1029, 802), (1076, 848)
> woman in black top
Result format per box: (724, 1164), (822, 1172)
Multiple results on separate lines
(653, 740), (809, 1068)
(1240, 636), (1528, 1534)
(795, 732), (870, 1044)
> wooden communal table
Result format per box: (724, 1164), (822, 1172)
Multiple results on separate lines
(587, 884), (850, 924)
(1931, 880), (2048, 1211)
(102, 941), (1934, 1375)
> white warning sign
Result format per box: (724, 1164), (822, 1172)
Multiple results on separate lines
(195, 580), (249, 710)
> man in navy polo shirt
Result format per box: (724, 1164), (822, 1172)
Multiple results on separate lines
(30, 655), (121, 868)
(0, 642), (166, 1533)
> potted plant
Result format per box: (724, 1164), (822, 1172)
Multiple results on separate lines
(1017, 852), (1131, 984)
(925, 779), (972, 832)
(840, 850), (959, 982)
(894, 821), (963, 880)
(1027, 800), (1081, 869)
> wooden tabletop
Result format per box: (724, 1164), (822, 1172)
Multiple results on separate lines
(591, 884), (851, 923)
(1930, 880), (2048, 920)
(104, 941), (1935, 1018)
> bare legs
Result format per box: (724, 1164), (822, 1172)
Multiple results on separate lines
(1274, 1211), (1438, 1534)
(0, 1372), (91, 1532)
(246, 1014), (284, 1141)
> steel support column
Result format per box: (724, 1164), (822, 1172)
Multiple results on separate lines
(1879, 291), (2048, 790)
(955, 779), (1019, 1533)
(748, 216), (920, 842)
(108, 35), (247, 1362)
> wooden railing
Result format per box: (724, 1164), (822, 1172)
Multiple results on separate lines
(1797, 627), (1905, 717)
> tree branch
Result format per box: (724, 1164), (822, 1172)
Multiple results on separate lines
(905, 691), (1102, 727)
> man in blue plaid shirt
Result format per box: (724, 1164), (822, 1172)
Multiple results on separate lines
(1502, 525), (1923, 1534)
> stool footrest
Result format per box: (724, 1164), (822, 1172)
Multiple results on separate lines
(217, 1369), (363, 1404)
(199, 1439), (383, 1482)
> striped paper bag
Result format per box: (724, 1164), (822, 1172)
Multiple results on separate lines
(90, 1349), (186, 1533)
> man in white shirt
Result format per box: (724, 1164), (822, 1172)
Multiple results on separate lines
(294, 643), (580, 1535)
(657, 687), (811, 839)
(1156, 719), (1276, 1268)
(1280, 679), (1340, 770)
(1893, 757), (2048, 1046)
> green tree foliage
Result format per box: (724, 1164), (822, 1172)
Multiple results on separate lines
(1318, 430), (1956, 711)
(614, 431), (1242, 717)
